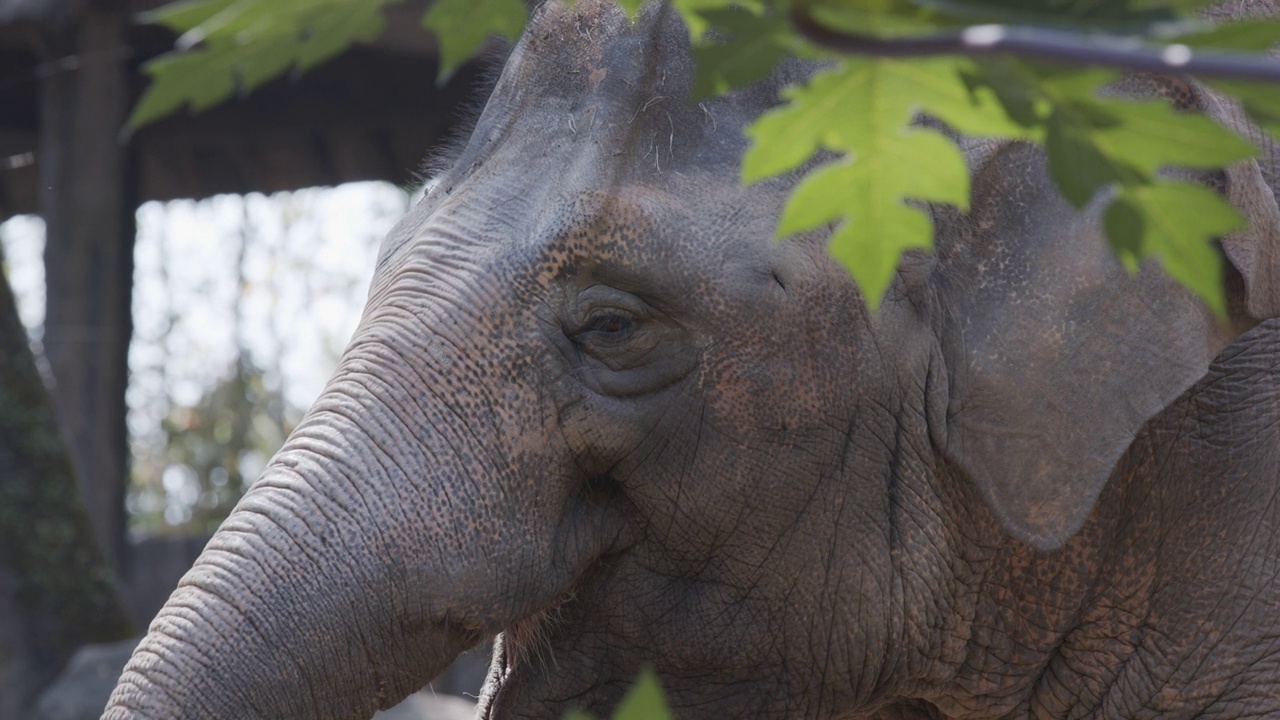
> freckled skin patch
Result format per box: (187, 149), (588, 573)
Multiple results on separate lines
(105, 1), (1280, 719)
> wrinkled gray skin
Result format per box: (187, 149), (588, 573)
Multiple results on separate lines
(105, 1), (1280, 718)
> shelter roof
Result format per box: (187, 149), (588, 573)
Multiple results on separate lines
(0, 0), (490, 218)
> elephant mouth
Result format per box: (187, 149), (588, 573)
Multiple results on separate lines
(475, 559), (606, 719)
(476, 607), (562, 719)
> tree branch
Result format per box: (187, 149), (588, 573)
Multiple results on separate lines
(790, 8), (1280, 81)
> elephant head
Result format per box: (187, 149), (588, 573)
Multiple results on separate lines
(105, 1), (1280, 718)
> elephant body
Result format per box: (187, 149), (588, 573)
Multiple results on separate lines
(106, 1), (1280, 718)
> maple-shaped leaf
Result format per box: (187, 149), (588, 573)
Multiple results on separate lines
(1104, 180), (1242, 317)
(960, 56), (1253, 315)
(742, 57), (1018, 306)
(975, 58), (1256, 205)
(138, 0), (235, 35)
(129, 0), (392, 128)
(1046, 95), (1256, 206)
(779, 128), (968, 305)
(294, 2), (394, 70)
(1090, 98), (1256, 172)
(744, 57), (1022, 181)
(128, 43), (277, 129)
(422, 0), (527, 80)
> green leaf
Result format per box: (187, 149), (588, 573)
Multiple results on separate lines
(137, 0), (236, 33)
(163, 0), (352, 49)
(826, 203), (933, 308)
(422, 0), (528, 80)
(129, 0), (397, 129)
(1044, 95), (1255, 205)
(805, 0), (949, 38)
(292, 3), (386, 70)
(971, 60), (1114, 132)
(691, 7), (789, 98)
(976, 58), (1255, 205)
(1103, 191), (1147, 271)
(742, 57), (1023, 306)
(612, 666), (673, 720)
(1103, 180), (1242, 317)
(745, 57), (987, 306)
(780, 129), (968, 305)
(1090, 99), (1257, 175)
(128, 44), (264, 127)
(130, 0), (1272, 325)
(743, 57), (1017, 182)
(962, 60), (1045, 129)
(777, 129), (968, 236)
(1044, 103), (1143, 205)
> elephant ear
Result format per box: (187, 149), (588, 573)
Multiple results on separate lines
(1198, 87), (1280, 321)
(1199, 1), (1280, 319)
(929, 141), (1227, 550)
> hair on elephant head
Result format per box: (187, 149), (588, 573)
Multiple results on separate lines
(105, 1), (1280, 718)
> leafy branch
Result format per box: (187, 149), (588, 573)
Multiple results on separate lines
(710, 0), (1280, 312)
(789, 6), (1280, 81)
(128, 0), (1280, 312)
(127, 0), (402, 128)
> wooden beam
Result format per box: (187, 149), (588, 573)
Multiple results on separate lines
(2, 0), (486, 211)
(129, 50), (487, 199)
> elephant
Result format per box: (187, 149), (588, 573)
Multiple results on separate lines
(105, 0), (1280, 718)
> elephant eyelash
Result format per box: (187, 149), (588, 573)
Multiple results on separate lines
(567, 311), (640, 351)
(581, 312), (635, 336)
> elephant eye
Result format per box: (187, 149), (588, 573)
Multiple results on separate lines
(580, 311), (635, 337)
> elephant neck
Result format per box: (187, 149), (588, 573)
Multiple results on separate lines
(909, 449), (1280, 717)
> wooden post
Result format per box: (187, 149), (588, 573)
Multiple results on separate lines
(38, 0), (135, 577)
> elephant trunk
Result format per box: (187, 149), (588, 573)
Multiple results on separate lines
(102, 472), (474, 719)
(103, 321), (627, 719)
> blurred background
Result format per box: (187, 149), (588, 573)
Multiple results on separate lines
(0, 1), (493, 717)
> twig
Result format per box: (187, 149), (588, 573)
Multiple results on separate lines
(790, 7), (1280, 82)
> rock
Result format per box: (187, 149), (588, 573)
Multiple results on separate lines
(29, 638), (477, 720)
(29, 638), (139, 720)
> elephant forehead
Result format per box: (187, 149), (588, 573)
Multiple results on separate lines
(421, 0), (783, 206)
(528, 191), (693, 280)
(512, 0), (692, 95)
(465, 0), (706, 172)
(513, 184), (786, 308)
